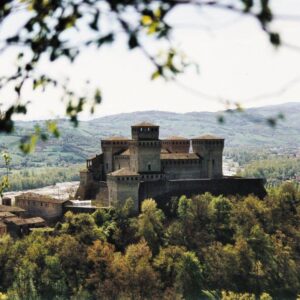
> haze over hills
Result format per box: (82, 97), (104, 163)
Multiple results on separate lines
(1, 102), (299, 168)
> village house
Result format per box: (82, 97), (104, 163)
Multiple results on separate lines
(4, 217), (45, 238)
(0, 204), (25, 217)
(15, 193), (68, 221)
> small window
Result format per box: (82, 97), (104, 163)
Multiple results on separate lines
(148, 163), (151, 171)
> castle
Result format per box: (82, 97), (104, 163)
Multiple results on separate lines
(76, 122), (266, 211)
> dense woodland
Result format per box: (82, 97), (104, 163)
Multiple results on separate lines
(239, 157), (300, 186)
(0, 183), (300, 299)
(0, 165), (81, 192)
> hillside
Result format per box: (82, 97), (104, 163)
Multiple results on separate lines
(1, 102), (299, 169)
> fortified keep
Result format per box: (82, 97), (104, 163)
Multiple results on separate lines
(76, 122), (266, 210)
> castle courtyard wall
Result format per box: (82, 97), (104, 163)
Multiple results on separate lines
(139, 177), (266, 207)
(161, 160), (203, 179)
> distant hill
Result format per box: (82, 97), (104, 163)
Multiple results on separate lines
(1, 102), (299, 168)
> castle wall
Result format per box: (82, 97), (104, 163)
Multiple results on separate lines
(161, 160), (203, 179)
(96, 181), (109, 206)
(139, 177), (266, 207)
(87, 154), (104, 180)
(101, 140), (129, 174)
(76, 170), (101, 200)
(162, 140), (190, 153)
(114, 156), (130, 170)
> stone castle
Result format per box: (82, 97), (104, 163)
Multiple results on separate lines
(76, 122), (266, 211)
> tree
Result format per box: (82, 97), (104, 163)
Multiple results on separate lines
(0, 152), (11, 196)
(154, 245), (204, 298)
(125, 239), (161, 299)
(175, 193), (215, 251)
(137, 198), (165, 254)
(59, 211), (105, 244)
(209, 196), (233, 244)
(175, 251), (204, 299)
(0, 0), (285, 151)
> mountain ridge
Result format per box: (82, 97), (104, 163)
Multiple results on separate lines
(1, 102), (299, 168)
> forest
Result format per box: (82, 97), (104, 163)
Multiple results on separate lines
(239, 157), (300, 186)
(0, 182), (299, 299)
(0, 165), (81, 192)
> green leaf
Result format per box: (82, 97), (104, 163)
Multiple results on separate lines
(128, 34), (138, 49)
(269, 32), (280, 46)
(151, 70), (161, 80)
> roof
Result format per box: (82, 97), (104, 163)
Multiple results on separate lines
(5, 217), (45, 226)
(15, 193), (67, 204)
(119, 149), (130, 156)
(164, 136), (188, 140)
(108, 168), (139, 177)
(0, 205), (25, 213)
(132, 122), (159, 127)
(161, 148), (170, 154)
(0, 212), (16, 219)
(192, 134), (224, 140)
(160, 153), (200, 160)
(102, 136), (129, 141)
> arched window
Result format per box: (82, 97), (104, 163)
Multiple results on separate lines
(148, 163), (151, 171)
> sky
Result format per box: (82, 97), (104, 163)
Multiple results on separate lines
(1, 0), (300, 120)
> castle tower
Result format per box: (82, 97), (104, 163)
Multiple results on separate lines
(107, 169), (140, 212)
(101, 137), (129, 177)
(129, 122), (161, 173)
(191, 135), (224, 178)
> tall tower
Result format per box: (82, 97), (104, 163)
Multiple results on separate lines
(192, 135), (224, 178)
(129, 122), (161, 173)
(101, 137), (129, 177)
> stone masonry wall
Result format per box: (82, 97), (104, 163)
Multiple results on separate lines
(139, 177), (266, 208)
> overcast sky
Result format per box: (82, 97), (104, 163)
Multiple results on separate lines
(1, 0), (300, 120)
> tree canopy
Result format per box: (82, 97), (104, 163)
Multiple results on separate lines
(0, 184), (300, 299)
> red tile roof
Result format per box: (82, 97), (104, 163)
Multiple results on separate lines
(15, 193), (67, 204)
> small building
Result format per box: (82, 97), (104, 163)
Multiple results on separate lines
(0, 221), (7, 236)
(0, 211), (16, 220)
(0, 205), (25, 217)
(1, 197), (12, 206)
(15, 193), (68, 221)
(4, 217), (45, 238)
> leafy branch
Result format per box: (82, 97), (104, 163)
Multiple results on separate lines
(0, 0), (293, 152)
